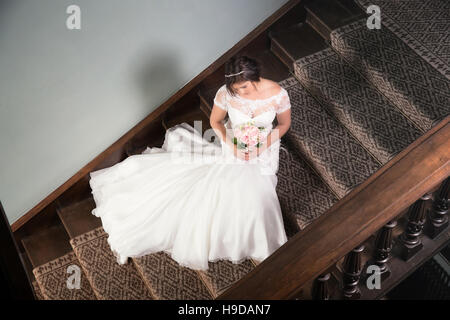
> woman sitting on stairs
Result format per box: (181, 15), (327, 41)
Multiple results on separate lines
(88, 55), (292, 271)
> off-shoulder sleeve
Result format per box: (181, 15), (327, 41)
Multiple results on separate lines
(213, 86), (228, 111)
(276, 88), (291, 114)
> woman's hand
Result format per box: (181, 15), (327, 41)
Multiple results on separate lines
(245, 148), (258, 161)
(231, 144), (248, 161)
(245, 144), (268, 161)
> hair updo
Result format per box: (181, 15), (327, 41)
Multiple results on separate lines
(224, 55), (261, 97)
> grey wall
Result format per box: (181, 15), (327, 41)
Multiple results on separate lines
(0, 0), (289, 225)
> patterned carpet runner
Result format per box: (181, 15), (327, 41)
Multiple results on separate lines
(294, 47), (423, 164)
(32, 251), (96, 300)
(197, 259), (256, 297)
(70, 227), (153, 300)
(132, 252), (213, 300)
(277, 139), (339, 231)
(331, 18), (450, 132)
(356, 0), (450, 78)
(31, 280), (45, 300)
(279, 76), (381, 199)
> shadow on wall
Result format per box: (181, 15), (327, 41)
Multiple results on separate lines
(0, 0), (15, 27)
(132, 48), (184, 112)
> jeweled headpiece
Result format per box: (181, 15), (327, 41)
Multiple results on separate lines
(224, 70), (244, 78)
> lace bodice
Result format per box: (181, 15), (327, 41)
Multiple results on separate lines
(213, 84), (291, 128)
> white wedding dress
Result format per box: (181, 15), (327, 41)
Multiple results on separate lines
(89, 84), (292, 271)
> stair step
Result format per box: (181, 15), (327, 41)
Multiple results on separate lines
(197, 259), (256, 297)
(32, 250), (97, 300)
(132, 252), (213, 300)
(305, 0), (365, 41)
(338, 0), (366, 16)
(279, 76), (381, 199)
(277, 139), (339, 231)
(31, 280), (45, 300)
(163, 106), (213, 137)
(58, 197), (153, 299)
(269, 22), (328, 70)
(355, 0), (450, 76)
(22, 224), (72, 269)
(198, 86), (221, 116)
(57, 197), (102, 239)
(125, 121), (166, 157)
(293, 47), (423, 164)
(330, 18), (450, 132)
(268, 1), (306, 35)
(241, 48), (292, 82)
(70, 227), (154, 300)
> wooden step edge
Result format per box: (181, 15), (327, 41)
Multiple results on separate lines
(305, 10), (332, 42)
(131, 258), (159, 300)
(270, 37), (296, 72)
(22, 223), (72, 269)
(56, 197), (102, 240)
(195, 270), (217, 299)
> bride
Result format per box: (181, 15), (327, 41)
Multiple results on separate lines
(89, 55), (292, 271)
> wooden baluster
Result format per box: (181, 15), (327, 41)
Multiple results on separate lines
(399, 192), (432, 261)
(312, 273), (331, 300)
(425, 177), (449, 239)
(342, 245), (364, 299)
(366, 220), (397, 282)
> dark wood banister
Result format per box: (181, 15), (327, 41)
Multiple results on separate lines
(217, 116), (450, 300)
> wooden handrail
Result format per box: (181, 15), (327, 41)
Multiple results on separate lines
(217, 116), (450, 300)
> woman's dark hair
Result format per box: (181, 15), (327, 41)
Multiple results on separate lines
(224, 55), (261, 97)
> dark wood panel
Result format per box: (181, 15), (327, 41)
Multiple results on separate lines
(22, 223), (72, 269)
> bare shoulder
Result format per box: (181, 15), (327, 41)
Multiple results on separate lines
(261, 78), (282, 94)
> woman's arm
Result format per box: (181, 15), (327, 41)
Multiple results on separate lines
(209, 104), (234, 148)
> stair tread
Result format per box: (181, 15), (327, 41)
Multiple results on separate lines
(268, 2), (306, 34)
(270, 22), (328, 61)
(57, 197), (102, 239)
(132, 252), (213, 300)
(125, 122), (166, 156)
(306, 0), (364, 31)
(279, 76), (381, 199)
(22, 224), (72, 269)
(330, 18), (450, 132)
(164, 107), (211, 133)
(277, 139), (339, 231)
(197, 259), (256, 298)
(32, 250), (97, 300)
(293, 47), (423, 164)
(241, 48), (291, 81)
(31, 280), (45, 300)
(70, 227), (154, 300)
(355, 0), (450, 71)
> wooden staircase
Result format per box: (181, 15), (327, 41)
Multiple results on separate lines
(11, 0), (450, 300)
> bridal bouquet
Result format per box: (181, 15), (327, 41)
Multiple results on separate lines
(232, 121), (270, 153)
